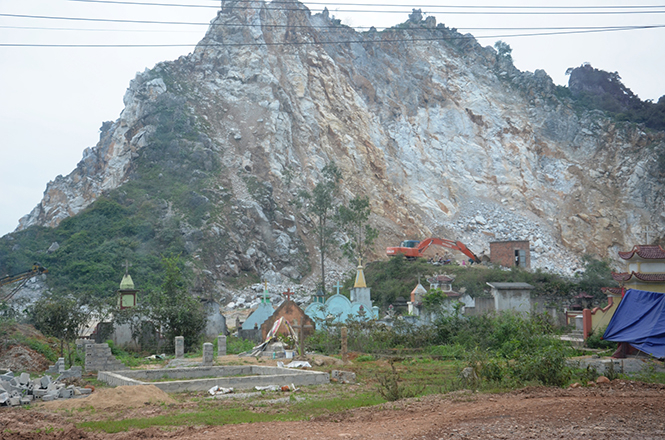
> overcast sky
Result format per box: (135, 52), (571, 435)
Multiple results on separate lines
(1, 0), (664, 236)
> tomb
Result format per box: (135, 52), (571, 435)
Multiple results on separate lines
(305, 261), (379, 322)
(486, 282), (535, 313)
(261, 289), (315, 341)
(239, 282), (275, 340)
(117, 264), (138, 309)
(409, 275), (463, 321)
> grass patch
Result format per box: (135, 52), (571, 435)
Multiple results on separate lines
(78, 392), (384, 433)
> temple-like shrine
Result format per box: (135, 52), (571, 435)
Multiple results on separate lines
(612, 245), (665, 293)
(582, 244), (665, 340)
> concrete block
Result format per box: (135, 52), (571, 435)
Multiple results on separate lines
(78, 388), (92, 395)
(40, 375), (52, 389)
(8, 397), (21, 406)
(18, 373), (30, 385)
(33, 389), (48, 398)
(41, 392), (58, 402)
(58, 388), (73, 399)
(60, 366), (82, 379)
(0, 372), (14, 381)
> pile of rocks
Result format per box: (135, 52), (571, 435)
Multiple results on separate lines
(0, 370), (91, 406)
(223, 260), (352, 311)
(447, 198), (583, 276)
(0, 358), (91, 406)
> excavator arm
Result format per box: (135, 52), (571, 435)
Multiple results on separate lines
(387, 238), (481, 263)
(0, 264), (48, 301)
(417, 238), (481, 263)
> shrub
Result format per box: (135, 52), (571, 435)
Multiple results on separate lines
(585, 326), (616, 349)
(226, 336), (255, 355)
(375, 361), (425, 401)
(511, 345), (571, 386)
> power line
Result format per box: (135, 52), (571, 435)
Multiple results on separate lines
(0, 13), (209, 26)
(2, 24), (663, 47)
(0, 25), (202, 33)
(4, 12), (665, 28)
(1, 24), (651, 33)
(68, 0), (665, 12)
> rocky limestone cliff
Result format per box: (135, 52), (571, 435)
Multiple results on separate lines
(16, 1), (665, 279)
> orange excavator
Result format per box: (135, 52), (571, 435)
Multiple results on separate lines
(386, 238), (481, 263)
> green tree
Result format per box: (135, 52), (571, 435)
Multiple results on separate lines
(576, 255), (617, 300)
(494, 40), (513, 62)
(337, 196), (379, 264)
(29, 295), (87, 365)
(142, 255), (206, 351)
(298, 162), (342, 294)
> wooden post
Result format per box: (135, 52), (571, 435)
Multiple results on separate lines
(341, 326), (348, 363)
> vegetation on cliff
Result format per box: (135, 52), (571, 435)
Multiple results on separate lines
(566, 63), (665, 131)
(0, 83), (219, 298)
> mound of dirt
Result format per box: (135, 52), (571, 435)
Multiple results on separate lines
(0, 345), (51, 372)
(39, 385), (176, 410)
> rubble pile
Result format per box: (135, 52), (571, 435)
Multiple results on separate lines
(448, 198), (584, 276)
(223, 260), (351, 312)
(0, 359), (90, 407)
(0, 344), (51, 372)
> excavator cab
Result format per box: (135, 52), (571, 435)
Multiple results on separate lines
(400, 240), (420, 248)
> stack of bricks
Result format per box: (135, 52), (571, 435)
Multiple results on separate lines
(45, 357), (82, 380)
(84, 343), (127, 372)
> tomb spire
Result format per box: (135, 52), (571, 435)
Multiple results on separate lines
(354, 257), (367, 288)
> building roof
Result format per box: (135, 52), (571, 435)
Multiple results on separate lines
(442, 290), (462, 298)
(119, 274), (135, 290)
(486, 282), (534, 290)
(612, 272), (665, 282)
(427, 274), (454, 283)
(574, 292), (594, 299)
(411, 283), (428, 295)
(354, 263), (367, 288)
(601, 287), (623, 295)
(618, 245), (665, 260)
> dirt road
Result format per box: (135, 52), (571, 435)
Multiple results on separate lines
(1, 381), (664, 439)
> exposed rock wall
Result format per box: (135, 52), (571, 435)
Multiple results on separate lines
(16, 1), (665, 276)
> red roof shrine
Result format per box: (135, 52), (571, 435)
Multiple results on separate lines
(601, 287), (623, 295)
(618, 245), (665, 260)
(611, 272), (665, 282)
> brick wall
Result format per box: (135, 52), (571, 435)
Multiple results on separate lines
(490, 241), (530, 269)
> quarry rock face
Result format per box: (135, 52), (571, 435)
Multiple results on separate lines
(15, 1), (665, 276)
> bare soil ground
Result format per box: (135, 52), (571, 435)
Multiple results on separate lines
(1, 380), (664, 439)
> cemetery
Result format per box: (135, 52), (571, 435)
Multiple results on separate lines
(1, 245), (665, 439)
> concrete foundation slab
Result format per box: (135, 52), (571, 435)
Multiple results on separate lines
(97, 365), (329, 392)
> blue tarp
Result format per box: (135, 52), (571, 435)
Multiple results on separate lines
(603, 289), (665, 358)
